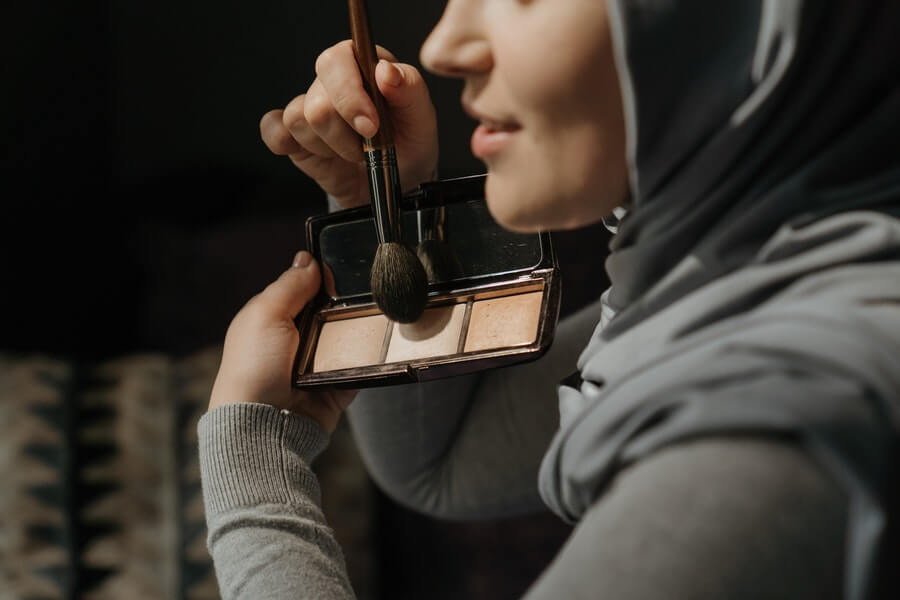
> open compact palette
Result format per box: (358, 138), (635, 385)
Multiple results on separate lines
(293, 174), (561, 389)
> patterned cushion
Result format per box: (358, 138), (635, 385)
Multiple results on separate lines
(0, 351), (220, 599)
(0, 349), (375, 600)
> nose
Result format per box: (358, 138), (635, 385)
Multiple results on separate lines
(420, 1), (492, 78)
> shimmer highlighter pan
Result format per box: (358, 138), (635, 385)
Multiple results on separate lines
(293, 174), (561, 389)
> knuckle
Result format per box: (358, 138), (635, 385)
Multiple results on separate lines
(331, 93), (358, 119)
(282, 96), (305, 129)
(259, 113), (277, 141)
(303, 92), (333, 128)
(260, 113), (293, 155)
(314, 46), (336, 76)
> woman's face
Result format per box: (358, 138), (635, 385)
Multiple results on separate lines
(420, 0), (629, 232)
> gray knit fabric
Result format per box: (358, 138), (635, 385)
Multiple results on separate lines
(540, 212), (900, 600)
(198, 403), (354, 599)
(199, 403), (849, 599)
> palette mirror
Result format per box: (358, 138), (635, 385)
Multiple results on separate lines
(317, 199), (545, 299)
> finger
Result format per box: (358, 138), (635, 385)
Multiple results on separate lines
(300, 79), (365, 162)
(288, 151), (369, 205)
(260, 109), (304, 156)
(375, 59), (438, 137)
(257, 251), (322, 319)
(281, 92), (341, 159)
(375, 60), (432, 112)
(314, 41), (399, 139)
(281, 91), (337, 158)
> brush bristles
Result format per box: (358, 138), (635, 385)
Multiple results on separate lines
(416, 239), (462, 284)
(371, 242), (428, 323)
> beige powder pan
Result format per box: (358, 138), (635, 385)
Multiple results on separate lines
(313, 313), (389, 372)
(464, 291), (543, 352)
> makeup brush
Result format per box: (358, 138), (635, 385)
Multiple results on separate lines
(348, 0), (428, 323)
(415, 206), (462, 284)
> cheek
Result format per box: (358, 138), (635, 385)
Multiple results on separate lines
(484, 19), (626, 230)
(485, 128), (616, 232)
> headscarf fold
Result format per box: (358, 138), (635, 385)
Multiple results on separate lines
(603, 0), (900, 337)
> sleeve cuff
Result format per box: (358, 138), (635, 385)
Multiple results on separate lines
(198, 403), (330, 516)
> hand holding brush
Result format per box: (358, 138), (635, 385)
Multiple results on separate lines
(348, 0), (428, 323)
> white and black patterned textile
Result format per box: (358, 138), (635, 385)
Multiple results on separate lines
(0, 351), (220, 600)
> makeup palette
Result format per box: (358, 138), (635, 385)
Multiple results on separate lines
(293, 174), (561, 389)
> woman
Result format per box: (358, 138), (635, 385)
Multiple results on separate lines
(200, 1), (900, 598)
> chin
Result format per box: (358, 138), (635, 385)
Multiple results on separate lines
(484, 175), (545, 233)
(485, 173), (605, 233)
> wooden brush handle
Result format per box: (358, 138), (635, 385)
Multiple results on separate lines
(348, 0), (394, 150)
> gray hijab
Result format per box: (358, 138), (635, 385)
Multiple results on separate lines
(538, 2), (900, 599)
(603, 0), (900, 335)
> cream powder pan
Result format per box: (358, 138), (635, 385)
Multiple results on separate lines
(310, 290), (545, 373)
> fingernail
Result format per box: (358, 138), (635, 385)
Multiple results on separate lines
(353, 115), (377, 138)
(292, 251), (312, 268)
(381, 59), (402, 87)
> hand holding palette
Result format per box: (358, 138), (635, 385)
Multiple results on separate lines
(293, 174), (561, 389)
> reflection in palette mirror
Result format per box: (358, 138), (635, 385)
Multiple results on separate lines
(318, 200), (544, 299)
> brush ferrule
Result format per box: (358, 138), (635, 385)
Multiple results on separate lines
(365, 147), (402, 244)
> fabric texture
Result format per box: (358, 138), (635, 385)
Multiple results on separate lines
(0, 351), (220, 600)
(198, 403), (357, 600)
(539, 213), (900, 600)
(604, 0), (900, 328)
(536, 3), (900, 599)
(526, 438), (847, 600)
(199, 404), (851, 600)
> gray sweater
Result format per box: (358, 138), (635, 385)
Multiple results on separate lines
(198, 276), (856, 598)
(198, 400), (849, 599)
(199, 403), (354, 598)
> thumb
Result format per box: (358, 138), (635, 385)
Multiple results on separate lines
(258, 251), (322, 319)
(375, 59), (436, 126)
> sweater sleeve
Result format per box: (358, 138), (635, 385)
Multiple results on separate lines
(198, 402), (355, 600)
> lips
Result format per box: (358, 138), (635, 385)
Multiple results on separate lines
(471, 123), (519, 158)
(478, 119), (520, 132)
(464, 103), (522, 159)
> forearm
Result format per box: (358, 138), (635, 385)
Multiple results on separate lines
(198, 403), (354, 600)
(347, 293), (608, 519)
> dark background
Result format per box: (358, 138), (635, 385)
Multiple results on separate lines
(2, 1), (610, 598)
(3, 0), (498, 360)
